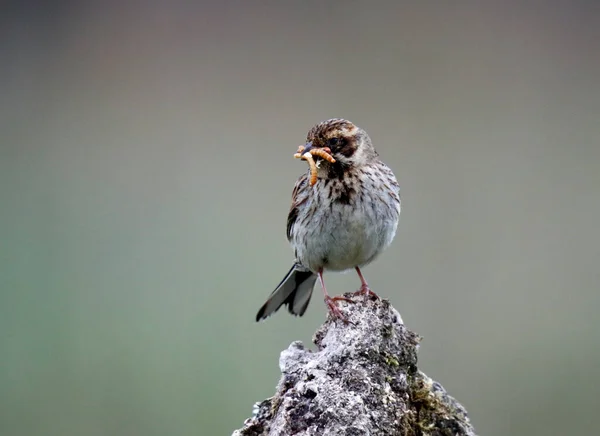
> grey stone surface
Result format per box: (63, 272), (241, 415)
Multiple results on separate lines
(233, 294), (476, 436)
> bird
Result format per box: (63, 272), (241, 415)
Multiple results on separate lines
(256, 118), (400, 322)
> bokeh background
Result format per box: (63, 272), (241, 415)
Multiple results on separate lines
(1, 1), (599, 435)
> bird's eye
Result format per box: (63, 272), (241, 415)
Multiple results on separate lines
(327, 137), (340, 147)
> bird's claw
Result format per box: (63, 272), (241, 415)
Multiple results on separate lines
(352, 284), (380, 301)
(325, 295), (354, 324)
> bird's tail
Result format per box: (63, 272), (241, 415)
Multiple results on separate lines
(256, 264), (317, 321)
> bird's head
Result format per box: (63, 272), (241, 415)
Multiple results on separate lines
(301, 119), (377, 172)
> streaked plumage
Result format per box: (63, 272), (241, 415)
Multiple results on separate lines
(256, 119), (400, 321)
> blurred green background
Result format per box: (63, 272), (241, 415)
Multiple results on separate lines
(1, 1), (599, 435)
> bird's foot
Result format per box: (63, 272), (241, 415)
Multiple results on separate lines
(324, 295), (354, 323)
(352, 284), (380, 301)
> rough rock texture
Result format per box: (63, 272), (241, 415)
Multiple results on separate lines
(233, 294), (476, 436)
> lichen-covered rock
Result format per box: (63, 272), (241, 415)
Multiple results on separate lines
(233, 294), (476, 436)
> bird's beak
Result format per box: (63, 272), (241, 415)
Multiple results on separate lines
(301, 142), (314, 155)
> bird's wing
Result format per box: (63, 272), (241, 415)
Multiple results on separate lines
(287, 172), (309, 241)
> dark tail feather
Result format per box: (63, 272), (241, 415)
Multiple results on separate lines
(256, 264), (317, 321)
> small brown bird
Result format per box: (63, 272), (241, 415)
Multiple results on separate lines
(256, 119), (400, 321)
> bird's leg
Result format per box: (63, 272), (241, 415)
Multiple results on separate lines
(352, 266), (380, 300)
(318, 269), (352, 322)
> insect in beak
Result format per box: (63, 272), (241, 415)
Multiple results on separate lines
(293, 144), (336, 186)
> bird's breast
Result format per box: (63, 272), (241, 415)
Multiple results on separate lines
(292, 165), (400, 272)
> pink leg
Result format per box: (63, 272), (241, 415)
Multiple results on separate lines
(318, 269), (352, 321)
(353, 266), (380, 300)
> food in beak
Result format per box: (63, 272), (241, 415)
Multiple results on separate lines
(293, 145), (336, 186)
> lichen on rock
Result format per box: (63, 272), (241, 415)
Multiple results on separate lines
(233, 294), (476, 436)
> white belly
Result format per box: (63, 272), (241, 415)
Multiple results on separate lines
(292, 175), (400, 273)
(308, 207), (397, 271)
